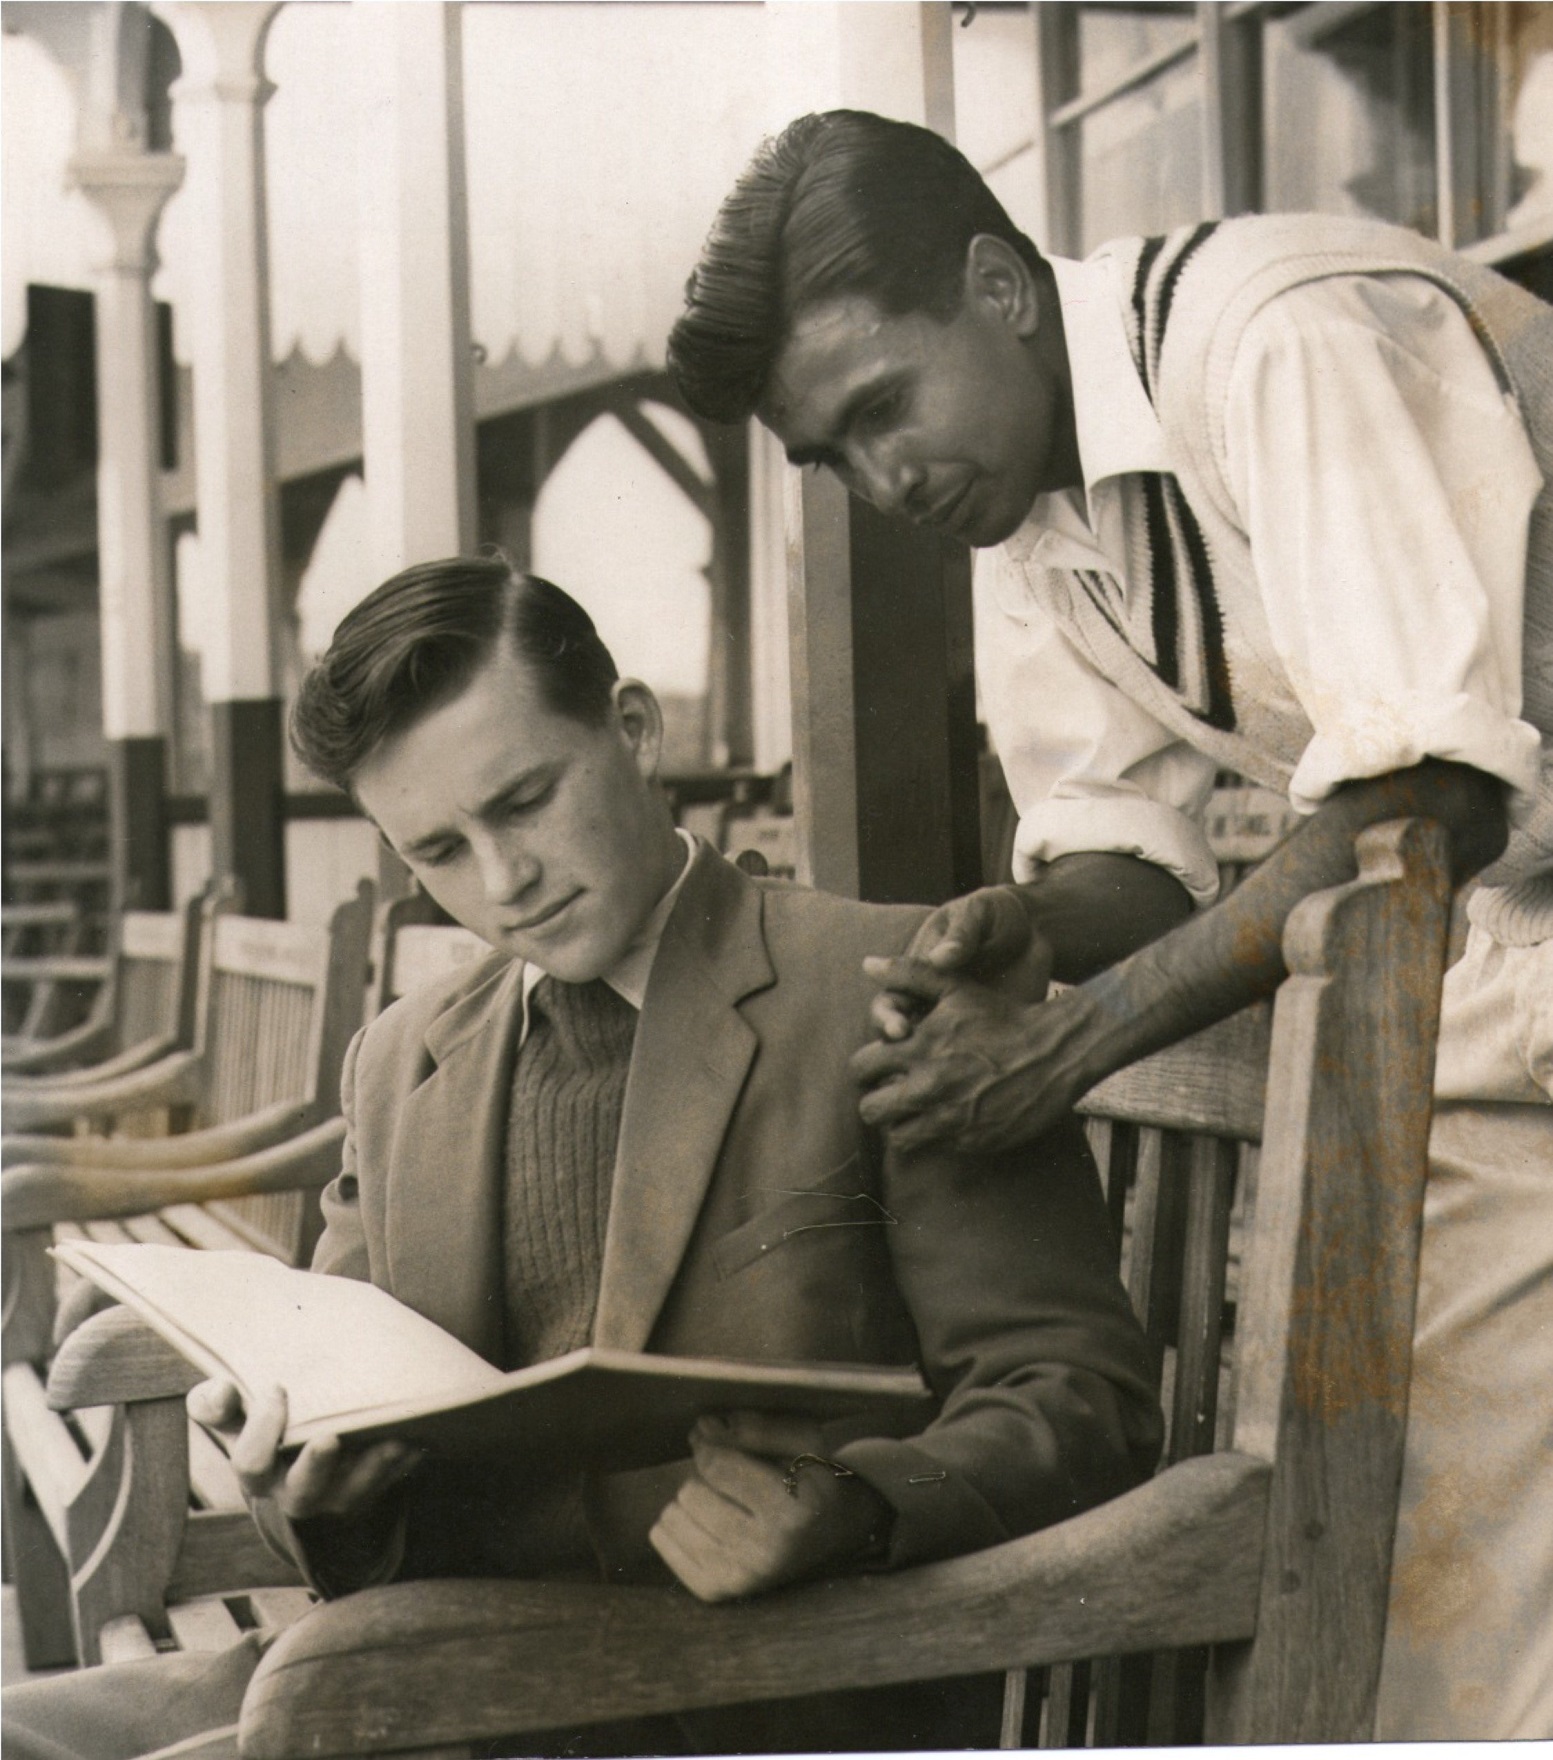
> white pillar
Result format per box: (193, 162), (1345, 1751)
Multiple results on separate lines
(156, 0), (283, 706)
(355, 0), (477, 579)
(71, 152), (184, 742)
(156, 0), (287, 917)
(766, 1), (956, 135)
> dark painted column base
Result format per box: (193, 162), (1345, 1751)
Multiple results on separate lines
(849, 500), (982, 906)
(107, 735), (171, 911)
(210, 697), (287, 919)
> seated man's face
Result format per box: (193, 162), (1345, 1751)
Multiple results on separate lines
(353, 642), (677, 982)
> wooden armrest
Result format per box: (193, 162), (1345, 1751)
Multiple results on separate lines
(47, 1305), (206, 1408)
(3, 1116), (346, 1232)
(2, 1049), (204, 1132)
(4, 1034), (177, 1092)
(241, 1453), (1270, 1759)
(4, 1098), (320, 1173)
(1, 1001), (116, 1074)
(1078, 1001), (1272, 1140)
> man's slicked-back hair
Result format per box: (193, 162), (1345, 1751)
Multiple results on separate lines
(290, 556), (619, 792)
(668, 109), (1044, 424)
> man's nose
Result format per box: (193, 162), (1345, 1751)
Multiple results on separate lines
(852, 444), (925, 519)
(476, 833), (539, 904)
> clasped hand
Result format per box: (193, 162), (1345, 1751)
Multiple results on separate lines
(852, 884), (1094, 1153)
(186, 1379), (422, 1523)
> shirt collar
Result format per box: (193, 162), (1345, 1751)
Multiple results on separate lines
(519, 826), (696, 1022)
(1051, 249), (1170, 493)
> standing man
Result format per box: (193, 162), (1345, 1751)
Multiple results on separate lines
(669, 110), (1552, 1738)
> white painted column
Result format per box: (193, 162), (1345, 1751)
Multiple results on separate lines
(157, 0), (283, 706)
(71, 152), (184, 744)
(156, 0), (287, 916)
(354, 0), (477, 580)
(73, 147), (185, 910)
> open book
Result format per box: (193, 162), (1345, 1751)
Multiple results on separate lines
(52, 1242), (933, 1469)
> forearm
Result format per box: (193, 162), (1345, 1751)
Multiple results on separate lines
(1068, 760), (1506, 1088)
(1014, 853), (1193, 984)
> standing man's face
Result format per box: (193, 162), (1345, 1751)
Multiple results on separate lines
(353, 643), (682, 983)
(757, 236), (1074, 550)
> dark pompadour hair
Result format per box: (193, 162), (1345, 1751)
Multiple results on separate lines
(290, 556), (619, 791)
(668, 110), (1044, 424)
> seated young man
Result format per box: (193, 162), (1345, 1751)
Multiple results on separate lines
(6, 558), (1160, 1759)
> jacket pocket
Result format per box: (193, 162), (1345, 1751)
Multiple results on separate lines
(712, 1155), (896, 1280)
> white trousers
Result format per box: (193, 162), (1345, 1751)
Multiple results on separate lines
(1375, 926), (1553, 1739)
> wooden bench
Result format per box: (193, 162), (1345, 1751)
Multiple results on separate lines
(1, 885), (376, 1668)
(5, 909), (488, 1670)
(3, 893), (208, 1083)
(34, 820), (1449, 1751)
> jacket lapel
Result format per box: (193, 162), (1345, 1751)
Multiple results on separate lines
(593, 846), (774, 1350)
(385, 955), (526, 1361)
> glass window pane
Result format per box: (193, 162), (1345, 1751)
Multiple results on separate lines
(1077, 56), (1204, 252)
(1077, 3), (1197, 100)
(1263, 3), (1437, 236)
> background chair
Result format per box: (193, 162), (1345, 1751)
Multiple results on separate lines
(3, 892), (208, 1085)
(1, 884), (376, 1669)
(4, 909), (490, 1671)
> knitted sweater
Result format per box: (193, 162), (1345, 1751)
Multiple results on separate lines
(1023, 214), (1553, 944)
(502, 976), (638, 1370)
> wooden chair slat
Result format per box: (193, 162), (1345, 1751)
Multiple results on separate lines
(167, 1595), (248, 1653)
(1, 1364), (86, 1549)
(211, 918), (330, 989)
(121, 1215), (188, 1248)
(246, 1588), (317, 1639)
(1170, 1135), (1238, 1466)
(82, 1221), (140, 1246)
(188, 1428), (247, 1514)
(157, 1205), (271, 1255)
(98, 1615), (159, 1665)
(119, 914), (186, 963)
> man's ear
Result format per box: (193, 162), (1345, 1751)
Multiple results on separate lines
(964, 234), (1041, 339)
(612, 678), (664, 778)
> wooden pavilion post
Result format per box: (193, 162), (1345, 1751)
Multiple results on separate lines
(773, 2), (981, 905)
(157, 1), (286, 919)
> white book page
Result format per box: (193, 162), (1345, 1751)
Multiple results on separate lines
(53, 1242), (505, 1436)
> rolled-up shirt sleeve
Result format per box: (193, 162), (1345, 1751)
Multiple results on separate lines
(1223, 275), (1544, 819)
(975, 550), (1222, 905)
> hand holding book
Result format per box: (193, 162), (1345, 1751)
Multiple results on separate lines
(186, 1378), (422, 1525)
